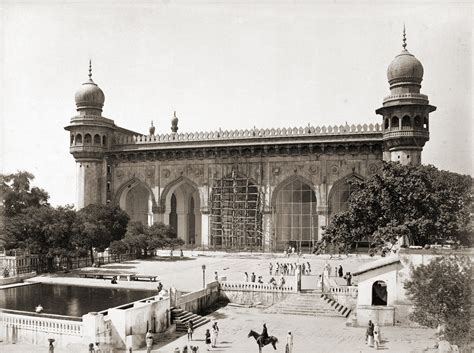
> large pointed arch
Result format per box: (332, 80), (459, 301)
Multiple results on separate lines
(327, 172), (364, 215)
(159, 176), (200, 211)
(272, 174), (318, 251)
(114, 177), (158, 225)
(160, 176), (201, 245)
(271, 174), (316, 209)
(114, 177), (158, 209)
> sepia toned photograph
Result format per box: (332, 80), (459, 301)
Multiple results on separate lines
(0, 1), (472, 352)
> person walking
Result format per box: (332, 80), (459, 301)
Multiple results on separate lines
(244, 272), (249, 282)
(285, 331), (293, 353)
(374, 324), (381, 349)
(211, 322), (219, 347)
(205, 329), (211, 351)
(338, 265), (343, 277)
(214, 272), (218, 281)
(269, 262), (273, 275)
(344, 272), (352, 286)
(187, 320), (194, 341)
(145, 330), (154, 353)
(366, 320), (374, 347)
(251, 272), (256, 282)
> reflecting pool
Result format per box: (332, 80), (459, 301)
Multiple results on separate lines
(0, 283), (156, 317)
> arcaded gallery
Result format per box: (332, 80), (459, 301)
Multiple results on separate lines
(66, 34), (435, 251)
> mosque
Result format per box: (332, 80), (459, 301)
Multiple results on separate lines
(65, 30), (436, 252)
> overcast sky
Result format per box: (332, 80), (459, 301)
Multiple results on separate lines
(0, 1), (472, 206)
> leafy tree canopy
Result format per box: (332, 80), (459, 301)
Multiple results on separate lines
(75, 204), (130, 262)
(315, 162), (472, 255)
(404, 256), (471, 346)
(3, 205), (81, 257)
(122, 222), (182, 257)
(0, 171), (49, 218)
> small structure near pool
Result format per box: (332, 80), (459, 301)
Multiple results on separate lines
(353, 248), (472, 327)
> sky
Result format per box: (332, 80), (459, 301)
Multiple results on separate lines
(0, 0), (472, 206)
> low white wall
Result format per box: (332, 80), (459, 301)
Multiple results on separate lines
(356, 305), (395, 326)
(0, 310), (83, 347)
(94, 295), (171, 350)
(220, 281), (296, 305)
(0, 272), (37, 286)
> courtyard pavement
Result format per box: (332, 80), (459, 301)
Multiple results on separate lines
(1, 251), (439, 352)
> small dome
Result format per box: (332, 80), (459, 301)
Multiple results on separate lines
(75, 61), (105, 112)
(387, 49), (424, 85)
(75, 79), (105, 111)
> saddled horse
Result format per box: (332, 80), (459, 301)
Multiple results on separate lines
(248, 330), (278, 353)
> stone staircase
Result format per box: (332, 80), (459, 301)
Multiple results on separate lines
(263, 291), (349, 318)
(171, 308), (210, 333)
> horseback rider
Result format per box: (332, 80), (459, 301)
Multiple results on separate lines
(258, 323), (269, 344)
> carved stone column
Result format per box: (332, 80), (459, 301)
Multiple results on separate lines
(316, 206), (329, 241)
(200, 207), (210, 249)
(262, 207), (272, 252)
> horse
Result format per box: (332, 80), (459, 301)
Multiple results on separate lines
(248, 330), (278, 353)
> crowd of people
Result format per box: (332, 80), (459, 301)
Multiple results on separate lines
(269, 261), (311, 276)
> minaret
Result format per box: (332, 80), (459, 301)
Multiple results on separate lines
(65, 61), (113, 209)
(376, 27), (436, 165)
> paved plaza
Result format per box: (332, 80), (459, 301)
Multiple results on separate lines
(1, 252), (439, 352)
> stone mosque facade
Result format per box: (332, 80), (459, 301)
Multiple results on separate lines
(65, 32), (436, 251)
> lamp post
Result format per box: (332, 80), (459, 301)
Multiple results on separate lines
(202, 264), (206, 288)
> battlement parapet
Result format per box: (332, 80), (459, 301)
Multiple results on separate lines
(114, 123), (382, 146)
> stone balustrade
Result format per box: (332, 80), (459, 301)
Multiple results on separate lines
(328, 285), (358, 296)
(0, 310), (83, 336)
(220, 281), (294, 292)
(114, 123), (382, 145)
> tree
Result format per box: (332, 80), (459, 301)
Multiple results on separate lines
(0, 171), (49, 218)
(3, 205), (82, 270)
(315, 162), (472, 255)
(404, 256), (471, 346)
(75, 204), (129, 263)
(123, 222), (182, 257)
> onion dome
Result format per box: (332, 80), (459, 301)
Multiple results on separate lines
(171, 111), (179, 133)
(386, 27), (424, 87)
(74, 60), (105, 112)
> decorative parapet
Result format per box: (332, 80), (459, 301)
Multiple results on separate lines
(220, 281), (294, 293)
(382, 93), (429, 104)
(114, 123), (382, 146)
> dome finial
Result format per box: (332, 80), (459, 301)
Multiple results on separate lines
(88, 59), (93, 81)
(171, 110), (179, 133)
(149, 120), (155, 135)
(402, 24), (407, 50)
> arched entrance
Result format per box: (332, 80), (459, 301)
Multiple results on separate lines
(273, 177), (318, 251)
(372, 280), (388, 306)
(116, 178), (156, 226)
(163, 178), (201, 245)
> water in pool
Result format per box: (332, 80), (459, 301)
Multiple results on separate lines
(0, 283), (156, 317)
